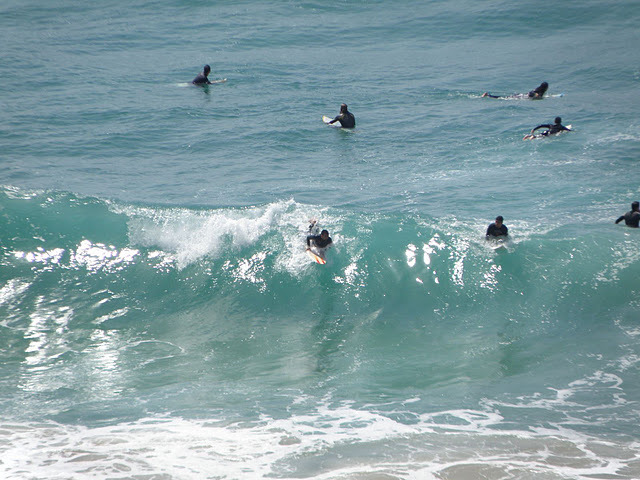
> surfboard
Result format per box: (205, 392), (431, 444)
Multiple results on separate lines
(487, 238), (509, 251)
(210, 78), (227, 84)
(306, 247), (326, 264)
(322, 115), (342, 127)
(523, 125), (572, 140)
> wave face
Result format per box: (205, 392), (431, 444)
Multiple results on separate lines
(1, 187), (639, 478)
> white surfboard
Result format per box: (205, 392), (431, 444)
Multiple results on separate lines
(487, 237), (509, 251)
(322, 115), (342, 127)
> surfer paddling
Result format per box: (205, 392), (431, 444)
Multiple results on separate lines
(327, 104), (356, 128)
(523, 117), (571, 140)
(306, 220), (333, 250)
(482, 81), (549, 99)
(615, 201), (640, 228)
(192, 64), (213, 85)
(192, 64), (226, 85)
(486, 216), (508, 237)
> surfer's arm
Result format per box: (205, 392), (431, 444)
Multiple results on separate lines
(328, 115), (342, 125)
(615, 216), (625, 224)
(531, 124), (550, 133)
(482, 92), (500, 98)
(306, 235), (319, 247)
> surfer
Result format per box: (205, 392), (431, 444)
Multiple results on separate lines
(306, 220), (333, 249)
(328, 104), (356, 128)
(482, 81), (549, 99)
(526, 117), (571, 138)
(486, 216), (509, 237)
(615, 201), (640, 228)
(192, 64), (213, 85)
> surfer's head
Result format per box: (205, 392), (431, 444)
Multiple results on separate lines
(632, 201), (639, 211)
(340, 104), (348, 114)
(539, 82), (548, 92)
(495, 216), (504, 226)
(203, 65), (211, 75)
(554, 117), (562, 124)
(320, 230), (329, 239)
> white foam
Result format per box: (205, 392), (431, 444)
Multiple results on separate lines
(2, 398), (639, 480)
(0, 279), (31, 307)
(124, 200), (296, 268)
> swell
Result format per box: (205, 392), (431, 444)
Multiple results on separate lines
(1, 186), (638, 323)
(1, 187), (638, 429)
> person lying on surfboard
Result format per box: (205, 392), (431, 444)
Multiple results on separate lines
(524, 117), (571, 139)
(306, 220), (333, 250)
(192, 64), (213, 85)
(482, 81), (548, 99)
(327, 104), (356, 128)
(486, 216), (509, 237)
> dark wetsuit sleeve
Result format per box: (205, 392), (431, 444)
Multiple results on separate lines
(486, 224), (508, 236)
(528, 88), (545, 98)
(192, 73), (211, 85)
(330, 113), (355, 128)
(532, 124), (551, 132)
(307, 235), (332, 248)
(615, 215), (625, 224)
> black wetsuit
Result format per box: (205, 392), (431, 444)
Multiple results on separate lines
(331, 112), (356, 128)
(192, 72), (211, 85)
(484, 87), (546, 99)
(532, 123), (570, 136)
(486, 223), (508, 237)
(615, 210), (640, 228)
(307, 234), (333, 248)
(527, 86), (546, 98)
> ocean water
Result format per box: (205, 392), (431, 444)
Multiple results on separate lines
(1, 1), (640, 479)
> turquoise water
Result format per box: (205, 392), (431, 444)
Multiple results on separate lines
(1, 1), (640, 479)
